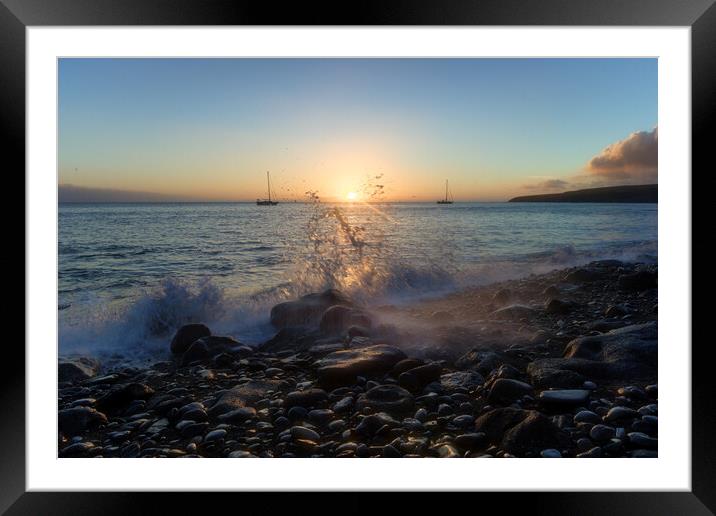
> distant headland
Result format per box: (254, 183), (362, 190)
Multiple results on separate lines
(509, 184), (657, 203)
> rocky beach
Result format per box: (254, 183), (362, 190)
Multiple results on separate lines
(58, 259), (658, 459)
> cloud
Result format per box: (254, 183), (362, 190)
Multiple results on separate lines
(523, 178), (570, 191)
(586, 127), (657, 181)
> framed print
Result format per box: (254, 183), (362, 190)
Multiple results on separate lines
(7, 0), (716, 513)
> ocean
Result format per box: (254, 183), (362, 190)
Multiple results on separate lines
(58, 201), (657, 360)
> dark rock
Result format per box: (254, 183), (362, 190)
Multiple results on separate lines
(493, 288), (512, 305)
(96, 383), (154, 414)
(356, 385), (415, 415)
(208, 379), (281, 418)
(455, 350), (502, 375)
(287, 406), (308, 421)
(590, 424), (616, 442)
(217, 407), (256, 423)
(605, 305), (628, 317)
(474, 408), (568, 457)
(58, 357), (100, 383)
(563, 268), (599, 283)
(628, 432), (657, 449)
(181, 335), (242, 366)
(539, 389), (590, 407)
(284, 389), (329, 409)
(577, 446), (604, 458)
(315, 345), (407, 388)
(440, 371), (485, 391)
(170, 323), (211, 354)
(454, 432), (486, 450)
(270, 289), (352, 330)
(356, 412), (399, 437)
(391, 358), (426, 376)
(618, 271), (657, 291)
(545, 298), (575, 315)
(604, 406), (639, 423)
(527, 323), (657, 383)
(574, 410), (602, 424)
(540, 448), (561, 458)
(58, 406), (108, 435)
(319, 305), (371, 336)
(398, 363), (442, 392)
(527, 364), (585, 389)
(60, 441), (96, 457)
(488, 379), (534, 405)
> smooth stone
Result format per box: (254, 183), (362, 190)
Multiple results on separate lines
(204, 429), (227, 443)
(628, 432), (658, 449)
(284, 389), (329, 409)
(454, 433), (486, 450)
(356, 385), (415, 415)
(170, 323), (211, 354)
(332, 396), (354, 414)
(604, 406), (639, 422)
(539, 389), (590, 406)
(217, 407), (256, 423)
(290, 426), (321, 442)
(540, 448), (562, 458)
(440, 371), (485, 391)
(576, 446), (603, 458)
(452, 414), (475, 428)
(488, 378), (534, 405)
(574, 410), (602, 425)
(308, 409), (334, 426)
(58, 406), (108, 436)
(589, 424), (616, 442)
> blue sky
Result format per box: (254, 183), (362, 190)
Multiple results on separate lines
(59, 58), (657, 201)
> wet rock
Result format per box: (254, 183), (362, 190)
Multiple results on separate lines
(563, 268), (599, 283)
(574, 410), (602, 425)
(605, 304), (627, 317)
(217, 407), (257, 423)
(204, 429), (227, 443)
(604, 406), (639, 423)
(181, 335), (242, 366)
(332, 396), (354, 414)
(391, 358), (425, 377)
(170, 323), (211, 354)
(590, 424), (616, 442)
(315, 345), (407, 388)
(628, 432), (657, 449)
(58, 406), (108, 435)
(577, 446), (603, 458)
(527, 364), (585, 389)
(455, 350), (502, 375)
(540, 448), (561, 458)
(96, 383), (154, 414)
(440, 371), (485, 391)
(308, 409), (334, 426)
(473, 407), (568, 456)
(539, 389), (590, 407)
(284, 389), (329, 409)
(229, 451), (258, 458)
(488, 379), (534, 405)
(356, 412), (399, 437)
(270, 289), (352, 330)
(432, 444), (460, 458)
(60, 441), (96, 457)
(58, 357), (100, 383)
(208, 379), (281, 418)
(452, 415), (475, 428)
(356, 385), (415, 415)
(319, 305), (371, 336)
(528, 323), (657, 382)
(398, 363), (442, 392)
(493, 288), (512, 305)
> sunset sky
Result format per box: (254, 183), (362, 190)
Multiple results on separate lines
(58, 58), (657, 202)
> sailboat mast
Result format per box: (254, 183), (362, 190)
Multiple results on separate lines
(445, 180), (448, 202)
(267, 171), (271, 202)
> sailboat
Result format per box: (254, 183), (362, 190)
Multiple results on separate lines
(256, 171), (279, 206)
(437, 180), (454, 204)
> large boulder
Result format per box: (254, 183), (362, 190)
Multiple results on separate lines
(527, 322), (657, 384)
(58, 357), (100, 383)
(440, 371), (485, 391)
(270, 289), (352, 330)
(208, 379), (281, 418)
(315, 345), (407, 387)
(180, 335), (244, 366)
(170, 323), (211, 354)
(319, 305), (371, 336)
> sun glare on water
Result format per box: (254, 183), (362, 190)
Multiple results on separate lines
(347, 191), (358, 201)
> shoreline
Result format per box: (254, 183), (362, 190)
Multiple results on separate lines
(58, 259), (658, 458)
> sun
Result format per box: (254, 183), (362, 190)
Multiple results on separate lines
(346, 191), (358, 201)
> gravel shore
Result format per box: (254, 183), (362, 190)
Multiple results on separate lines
(58, 259), (658, 458)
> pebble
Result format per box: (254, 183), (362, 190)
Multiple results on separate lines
(451, 415), (475, 428)
(589, 424), (616, 442)
(454, 433), (486, 450)
(604, 406), (639, 423)
(628, 432), (658, 449)
(574, 410), (602, 425)
(576, 446), (603, 458)
(204, 429), (227, 443)
(540, 448), (562, 458)
(414, 408), (428, 422)
(290, 426), (321, 442)
(539, 389), (591, 406)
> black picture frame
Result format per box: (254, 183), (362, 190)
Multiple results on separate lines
(6, 0), (715, 513)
